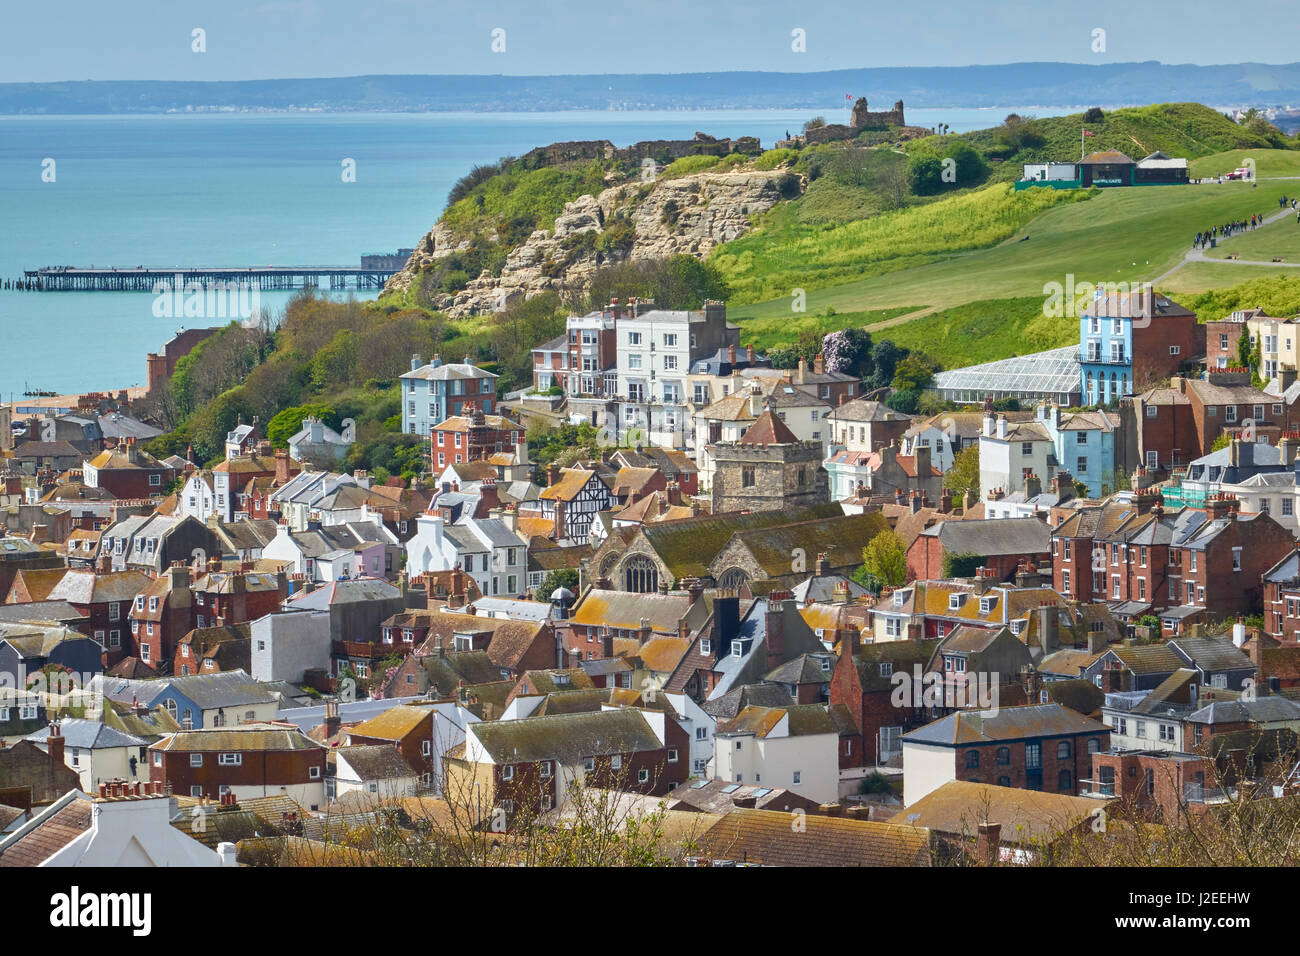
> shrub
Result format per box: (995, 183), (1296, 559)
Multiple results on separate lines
(661, 154), (720, 179)
(754, 148), (799, 171)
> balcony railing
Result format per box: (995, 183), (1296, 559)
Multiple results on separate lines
(1078, 778), (1116, 798)
(1183, 783), (1230, 804)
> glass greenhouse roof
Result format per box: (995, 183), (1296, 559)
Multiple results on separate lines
(933, 345), (1081, 398)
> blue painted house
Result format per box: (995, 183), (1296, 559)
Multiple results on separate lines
(91, 669), (280, 730)
(1037, 404), (1121, 498)
(400, 354), (498, 437)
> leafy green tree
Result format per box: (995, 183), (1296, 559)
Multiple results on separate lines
(536, 568), (579, 600)
(943, 445), (980, 500)
(267, 403), (339, 449)
(892, 355), (936, 393)
(862, 530), (908, 588)
(942, 552), (984, 578)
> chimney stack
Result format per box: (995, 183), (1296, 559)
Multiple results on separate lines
(47, 721), (65, 768)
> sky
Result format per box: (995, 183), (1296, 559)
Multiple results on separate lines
(2, 0), (1298, 82)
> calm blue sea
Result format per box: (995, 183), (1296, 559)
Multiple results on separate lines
(0, 106), (1067, 397)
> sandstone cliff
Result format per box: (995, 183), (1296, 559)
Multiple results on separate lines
(383, 166), (801, 318)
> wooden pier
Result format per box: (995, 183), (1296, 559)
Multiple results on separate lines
(21, 265), (397, 292)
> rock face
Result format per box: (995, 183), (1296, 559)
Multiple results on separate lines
(383, 167), (799, 317)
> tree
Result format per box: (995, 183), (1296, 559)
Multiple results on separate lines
(907, 155), (945, 195)
(942, 552), (984, 578)
(944, 445), (980, 500)
(862, 530), (907, 589)
(267, 403), (339, 449)
(803, 116), (827, 132)
(866, 340), (908, 390)
(892, 355), (936, 393)
(536, 567), (578, 600)
(822, 328), (873, 378)
(875, 159), (909, 209)
(1211, 432), (1232, 452)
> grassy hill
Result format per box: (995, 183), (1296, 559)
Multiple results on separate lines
(951, 103), (1292, 184)
(725, 152), (1300, 367)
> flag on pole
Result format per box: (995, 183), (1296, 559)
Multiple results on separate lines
(1083, 129), (1095, 137)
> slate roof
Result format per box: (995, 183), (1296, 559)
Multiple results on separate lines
(26, 718), (147, 751)
(903, 703), (1108, 746)
(699, 682), (801, 721)
(1186, 697), (1300, 725)
(918, 517), (1051, 557)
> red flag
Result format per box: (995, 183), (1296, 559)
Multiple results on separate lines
(1083, 129), (1095, 137)
(846, 93), (853, 100)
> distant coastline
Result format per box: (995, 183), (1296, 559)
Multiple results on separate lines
(4, 61), (1300, 114)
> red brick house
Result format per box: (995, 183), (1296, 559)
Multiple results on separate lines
(149, 725), (327, 809)
(907, 517), (1051, 583)
(829, 632), (938, 769)
(344, 703), (437, 781)
(431, 405), (523, 472)
(1050, 491), (1206, 611)
(901, 703), (1110, 804)
(1083, 749), (1221, 821)
(81, 438), (174, 499)
(446, 707), (688, 819)
(1176, 371), (1284, 459)
(1263, 550), (1300, 643)
(1171, 496), (1293, 618)
(1125, 387), (1199, 472)
(132, 560), (285, 674)
(45, 561), (151, 667)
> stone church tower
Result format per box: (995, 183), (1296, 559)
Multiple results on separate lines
(709, 410), (829, 513)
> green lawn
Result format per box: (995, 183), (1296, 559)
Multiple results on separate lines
(1204, 213), (1300, 261)
(1188, 148), (1300, 179)
(729, 162), (1297, 323)
(862, 297), (1078, 368)
(1158, 261), (1300, 294)
(739, 305), (918, 353)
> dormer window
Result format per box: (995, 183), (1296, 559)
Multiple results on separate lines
(893, 591), (905, 607)
(948, 593), (965, 610)
(732, 640), (744, 657)
(979, 596), (994, 614)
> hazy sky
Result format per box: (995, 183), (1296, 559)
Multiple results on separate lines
(3, 0), (1298, 82)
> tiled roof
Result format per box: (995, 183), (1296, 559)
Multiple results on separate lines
(155, 724), (323, 753)
(0, 794), (92, 867)
(468, 708), (661, 764)
(539, 468), (598, 502)
(570, 590), (690, 631)
(691, 808), (932, 867)
(348, 704), (433, 742)
(337, 745), (420, 780)
(890, 780), (1099, 843)
(738, 410), (800, 445)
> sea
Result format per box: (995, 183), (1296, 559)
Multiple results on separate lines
(0, 106), (1072, 398)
